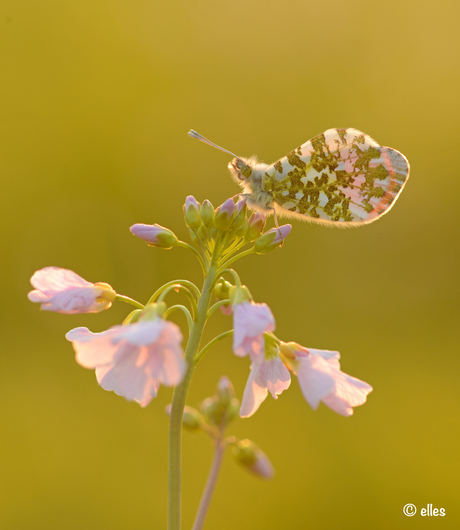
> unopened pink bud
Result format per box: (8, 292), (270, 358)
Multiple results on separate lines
(214, 198), (235, 231)
(254, 224), (292, 254)
(130, 223), (178, 248)
(246, 212), (266, 241)
(184, 196), (201, 229)
(233, 440), (274, 479)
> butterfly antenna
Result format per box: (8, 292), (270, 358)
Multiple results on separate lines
(188, 130), (242, 160)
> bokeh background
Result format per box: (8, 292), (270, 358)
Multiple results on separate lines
(1, 0), (459, 528)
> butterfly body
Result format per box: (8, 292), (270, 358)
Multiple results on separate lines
(189, 128), (410, 226)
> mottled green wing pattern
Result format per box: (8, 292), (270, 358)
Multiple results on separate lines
(264, 128), (410, 225)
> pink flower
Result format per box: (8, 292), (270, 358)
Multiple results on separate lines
(282, 343), (373, 416)
(232, 301), (275, 358)
(66, 318), (186, 407)
(28, 267), (116, 314)
(240, 354), (291, 417)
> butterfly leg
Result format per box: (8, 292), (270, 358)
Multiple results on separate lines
(267, 206), (284, 246)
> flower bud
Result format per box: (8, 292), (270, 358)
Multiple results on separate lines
(246, 212), (266, 241)
(233, 440), (274, 479)
(227, 398), (240, 423)
(184, 196), (202, 229)
(200, 396), (220, 425)
(214, 198), (235, 231)
(232, 200), (247, 230)
(182, 406), (204, 431)
(140, 301), (167, 321)
(254, 224), (292, 254)
(130, 223), (178, 249)
(217, 376), (235, 407)
(235, 218), (249, 238)
(200, 199), (215, 227)
(214, 279), (232, 314)
(229, 284), (252, 306)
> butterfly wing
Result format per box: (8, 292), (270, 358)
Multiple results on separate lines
(265, 128), (410, 225)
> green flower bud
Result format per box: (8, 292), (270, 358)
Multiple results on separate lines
(246, 212), (266, 241)
(232, 200), (247, 230)
(214, 199), (235, 231)
(254, 225), (292, 254)
(130, 224), (179, 249)
(217, 376), (235, 407)
(235, 218), (249, 238)
(233, 440), (274, 479)
(200, 199), (215, 227)
(184, 196), (202, 229)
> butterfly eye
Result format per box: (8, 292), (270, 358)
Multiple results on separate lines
(231, 158), (252, 180)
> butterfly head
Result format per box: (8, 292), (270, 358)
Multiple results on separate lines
(228, 157), (252, 182)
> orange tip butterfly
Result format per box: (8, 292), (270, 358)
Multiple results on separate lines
(188, 128), (409, 227)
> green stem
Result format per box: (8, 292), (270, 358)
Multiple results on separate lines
(191, 439), (226, 530)
(168, 264), (218, 530)
(206, 299), (231, 319)
(164, 305), (193, 334)
(114, 294), (144, 309)
(195, 330), (233, 364)
(217, 247), (255, 275)
(147, 279), (201, 305)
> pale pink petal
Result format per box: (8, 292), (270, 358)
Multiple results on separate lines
(295, 354), (336, 410)
(240, 364), (269, 418)
(67, 318), (185, 406)
(66, 327), (120, 368)
(116, 319), (163, 346)
(307, 348), (341, 370)
(147, 344), (186, 387)
(321, 371), (373, 416)
(233, 302), (275, 357)
(294, 348), (372, 415)
(28, 267), (114, 314)
(258, 356), (291, 400)
(30, 267), (92, 291)
(96, 345), (158, 406)
(240, 356), (291, 417)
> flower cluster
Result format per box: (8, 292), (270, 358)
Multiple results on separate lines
(28, 195), (372, 416)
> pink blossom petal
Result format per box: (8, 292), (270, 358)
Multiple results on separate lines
(66, 327), (120, 368)
(240, 356), (291, 417)
(294, 348), (372, 415)
(30, 267), (92, 291)
(233, 302), (275, 358)
(295, 354), (337, 410)
(96, 346), (158, 406)
(321, 371), (373, 416)
(28, 267), (114, 314)
(66, 318), (185, 406)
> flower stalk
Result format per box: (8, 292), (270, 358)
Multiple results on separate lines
(28, 194), (373, 530)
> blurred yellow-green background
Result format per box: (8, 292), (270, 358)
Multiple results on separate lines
(2, 0), (459, 528)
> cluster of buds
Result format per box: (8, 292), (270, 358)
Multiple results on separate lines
(183, 196), (291, 255)
(167, 377), (274, 479)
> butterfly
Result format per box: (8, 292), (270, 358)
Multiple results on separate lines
(188, 128), (410, 227)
